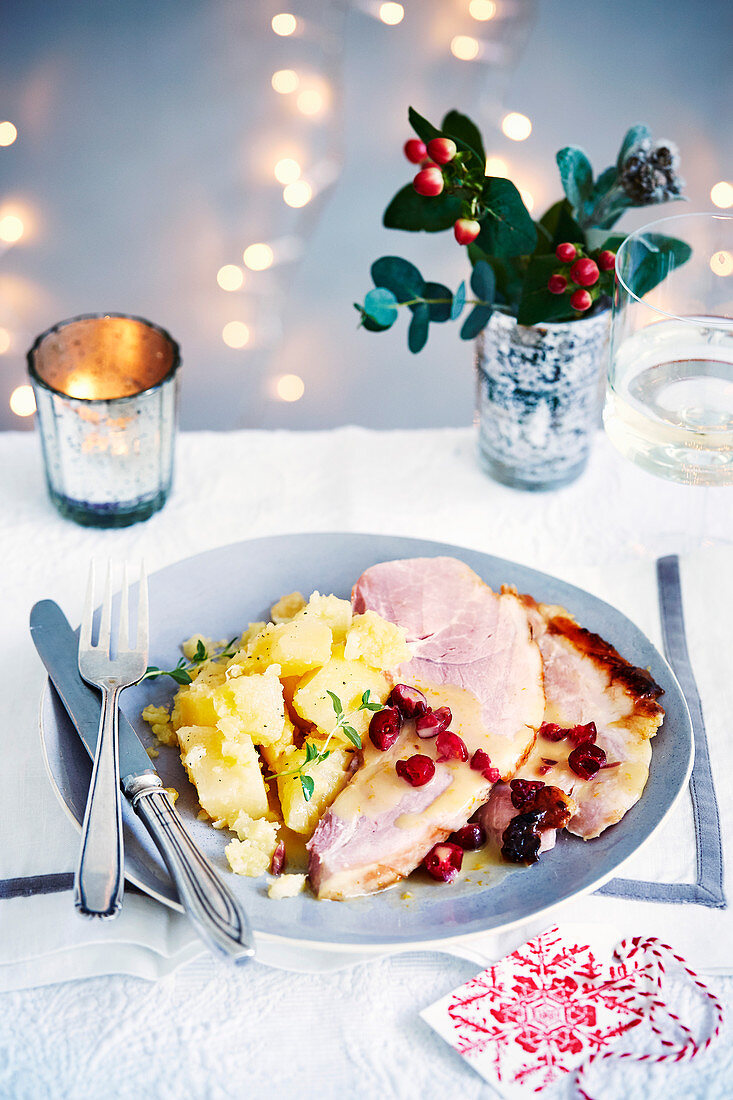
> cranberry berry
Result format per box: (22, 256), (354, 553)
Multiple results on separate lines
(415, 712), (440, 739)
(413, 167), (444, 197)
(470, 749), (500, 783)
(435, 730), (469, 762)
(426, 137), (457, 165)
(433, 706), (452, 732)
(404, 138), (427, 164)
(598, 249), (616, 271)
(570, 288), (592, 312)
(454, 218), (481, 246)
(539, 722), (566, 742)
(568, 721), (597, 745)
(395, 754), (435, 787)
(451, 823), (486, 850)
(569, 257), (599, 287)
(510, 778), (545, 810)
(389, 683), (429, 719)
(547, 274), (567, 295)
(568, 741), (606, 780)
(555, 242), (577, 263)
(369, 706), (403, 751)
(424, 842), (463, 882)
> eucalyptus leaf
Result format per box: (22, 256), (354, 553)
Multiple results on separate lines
(617, 123), (652, 170)
(422, 281), (453, 322)
(556, 146), (594, 218)
(470, 259), (495, 303)
(460, 305), (493, 340)
(450, 280), (466, 320)
(371, 256), (424, 301)
(355, 303), (391, 333)
(627, 233), (692, 298)
(363, 287), (399, 327)
(468, 248), (525, 308)
(383, 184), (462, 233)
(476, 177), (538, 257)
(408, 302), (430, 352)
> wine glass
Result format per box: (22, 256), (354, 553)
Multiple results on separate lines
(604, 212), (733, 486)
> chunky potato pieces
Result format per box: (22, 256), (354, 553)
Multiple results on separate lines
(143, 590), (411, 877)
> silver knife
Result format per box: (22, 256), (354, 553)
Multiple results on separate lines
(30, 599), (255, 964)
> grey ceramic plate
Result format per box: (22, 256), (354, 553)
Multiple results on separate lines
(41, 533), (693, 950)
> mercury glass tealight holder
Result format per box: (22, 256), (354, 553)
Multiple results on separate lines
(28, 313), (180, 527)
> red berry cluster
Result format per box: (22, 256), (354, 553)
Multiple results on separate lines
(547, 243), (616, 313)
(538, 719), (608, 779)
(404, 136), (481, 247)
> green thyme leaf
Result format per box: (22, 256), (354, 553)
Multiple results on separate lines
(327, 690), (344, 716)
(194, 639), (207, 663)
(304, 741), (319, 763)
(169, 668), (193, 685)
(300, 774), (315, 802)
(342, 725), (362, 749)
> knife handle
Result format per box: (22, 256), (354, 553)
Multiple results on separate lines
(75, 684), (125, 919)
(126, 777), (255, 964)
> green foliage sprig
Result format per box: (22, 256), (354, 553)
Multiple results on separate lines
(357, 109), (689, 349)
(143, 636), (240, 685)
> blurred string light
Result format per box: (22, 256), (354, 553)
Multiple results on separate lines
(0, 327), (10, 354)
(283, 179), (312, 207)
(0, 122), (18, 147)
(274, 157), (301, 184)
(450, 35), (480, 60)
(243, 242), (274, 270)
(710, 250), (733, 277)
(272, 12), (297, 36)
(469, 0), (496, 19)
(271, 69), (299, 94)
(501, 111), (532, 141)
(222, 321), (250, 348)
(485, 155), (509, 176)
(519, 188), (534, 212)
(9, 385), (36, 417)
(379, 3), (404, 24)
(276, 374), (305, 402)
(710, 181), (733, 209)
(217, 264), (245, 291)
(296, 87), (326, 117)
(0, 214), (24, 243)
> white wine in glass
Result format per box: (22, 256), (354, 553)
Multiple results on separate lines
(605, 213), (733, 486)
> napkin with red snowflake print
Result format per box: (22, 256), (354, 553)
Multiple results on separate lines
(421, 925), (723, 1098)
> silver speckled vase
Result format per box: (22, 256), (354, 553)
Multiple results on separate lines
(475, 309), (610, 490)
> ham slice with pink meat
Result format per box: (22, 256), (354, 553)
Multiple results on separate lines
(307, 557), (545, 900)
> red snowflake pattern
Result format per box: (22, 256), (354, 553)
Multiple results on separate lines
(445, 928), (644, 1092)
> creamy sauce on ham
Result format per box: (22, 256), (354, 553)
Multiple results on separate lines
(333, 681), (536, 835)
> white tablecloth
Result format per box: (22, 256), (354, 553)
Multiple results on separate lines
(1, 427), (731, 1099)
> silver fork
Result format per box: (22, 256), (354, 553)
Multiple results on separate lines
(75, 561), (148, 918)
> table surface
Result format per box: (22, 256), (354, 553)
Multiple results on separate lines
(2, 426), (731, 1100)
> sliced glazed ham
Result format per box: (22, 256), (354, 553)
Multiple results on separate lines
(510, 590), (665, 839)
(308, 558), (545, 900)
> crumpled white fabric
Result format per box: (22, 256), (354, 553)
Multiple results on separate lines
(0, 427), (731, 1096)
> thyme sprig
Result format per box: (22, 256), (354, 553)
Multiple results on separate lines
(142, 636), (240, 685)
(274, 690), (382, 802)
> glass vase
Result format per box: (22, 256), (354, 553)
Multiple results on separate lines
(475, 309), (610, 491)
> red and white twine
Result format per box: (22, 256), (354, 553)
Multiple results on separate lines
(575, 936), (724, 1100)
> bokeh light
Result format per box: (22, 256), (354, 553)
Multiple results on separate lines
(710, 181), (733, 209)
(450, 35), (480, 60)
(485, 155), (509, 177)
(296, 89), (325, 117)
(0, 122), (18, 147)
(502, 112), (532, 141)
(710, 250), (733, 277)
(379, 3), (404, 24)
(222, 321), (250, 348)
(469, 0), (496, 19)
(274, 157), (301, 184)
(0, 214), (24, 243)
(271, 69), (299, 94)
(272, 13), (297, 36)
(283, 180), (312, 208)
(243, 243), (274, 270)
(9, 385), (36, 417)
(0, 327), (10, 354)
(276, 374), (305, 402)
(520, 188), (534, 212)
(217, 264), (245, 291)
